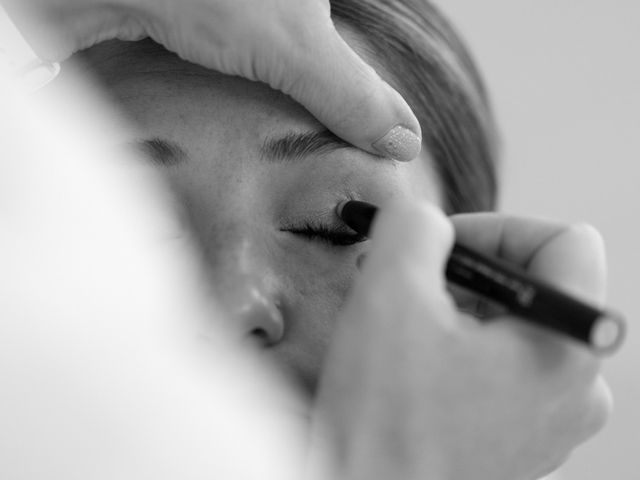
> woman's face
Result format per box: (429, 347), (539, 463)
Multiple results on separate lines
(80, 40), (442, 400)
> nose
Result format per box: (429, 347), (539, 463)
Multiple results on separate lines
(201, 222), (286, 346)
(221, 279), (285, 346)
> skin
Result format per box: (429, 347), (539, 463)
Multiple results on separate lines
(69, 35), (610, 480)
(77, 39), (441, 398)
(314, 203), (611, 480)
(1, 6), (611, 477)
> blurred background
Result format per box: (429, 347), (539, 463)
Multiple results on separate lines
(436, 1), (639, 478)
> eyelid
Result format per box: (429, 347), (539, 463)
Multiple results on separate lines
(286, 228), (366, 247)
(280, 218), (353, 236)
(279, 192), (361, 222)
(280, 202), (355, 234)
(280, 218), (367, 247)
(277, 194), (364, 238)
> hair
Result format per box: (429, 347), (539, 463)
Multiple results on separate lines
(331, 0), (499, 213)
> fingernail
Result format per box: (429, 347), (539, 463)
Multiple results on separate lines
(372, 125), (421, 162)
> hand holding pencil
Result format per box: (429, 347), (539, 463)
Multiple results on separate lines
(313, 200), (613, 480)
(338, 200), (625, 354)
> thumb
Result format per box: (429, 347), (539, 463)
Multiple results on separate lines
(275, 17), (422, 162)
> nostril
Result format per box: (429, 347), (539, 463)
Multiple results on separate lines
(226, 283), (285, 346)
(250, 327), (270, 344)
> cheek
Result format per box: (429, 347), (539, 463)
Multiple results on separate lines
(283, 250), (358, 305)
(279, 255), (357, 380)
(279, 246), (361, 331)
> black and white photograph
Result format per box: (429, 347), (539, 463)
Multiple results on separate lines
(1, 1), (637, 479)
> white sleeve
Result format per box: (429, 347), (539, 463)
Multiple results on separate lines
(0, 3), (59, 90)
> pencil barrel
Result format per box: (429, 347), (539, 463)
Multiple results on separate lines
(448, 244), (625, 354)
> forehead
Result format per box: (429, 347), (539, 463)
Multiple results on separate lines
(76, 18), (406, 141)
(74, 39), (442, 206)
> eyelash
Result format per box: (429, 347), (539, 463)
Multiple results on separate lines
(284, 222), (367, 247)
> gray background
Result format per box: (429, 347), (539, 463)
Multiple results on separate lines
(437, 1), (639, 478)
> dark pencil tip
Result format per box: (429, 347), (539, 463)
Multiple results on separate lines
(337, 200), (378, 237)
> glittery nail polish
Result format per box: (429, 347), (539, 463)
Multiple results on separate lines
(372, 125), (421, 161)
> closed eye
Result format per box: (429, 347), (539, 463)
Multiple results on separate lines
(282, 222), (367, 247)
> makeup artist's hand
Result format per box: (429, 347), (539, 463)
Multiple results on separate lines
(2, 0), (421, 161)
(311, 201), (612, 480)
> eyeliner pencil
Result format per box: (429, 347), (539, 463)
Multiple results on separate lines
(337, 200), (626, 355)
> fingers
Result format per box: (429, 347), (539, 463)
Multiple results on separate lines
(345, 200), (457, 335)
(451, 212), (565, 265)
(451, 213), (607, 305)
(367, 200), (454, 285)
(319, 202), (612, 479)
(527, 223), (607, 305)
(315, 201), (458, 470)
(271, 5), (422, 162)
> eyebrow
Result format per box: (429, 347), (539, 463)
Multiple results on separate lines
(133, 137), (189, 167)
(133, 130), (355, 167)
(260, 129), (355, 163)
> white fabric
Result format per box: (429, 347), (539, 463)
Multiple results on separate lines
(0, 4), (59, 90)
